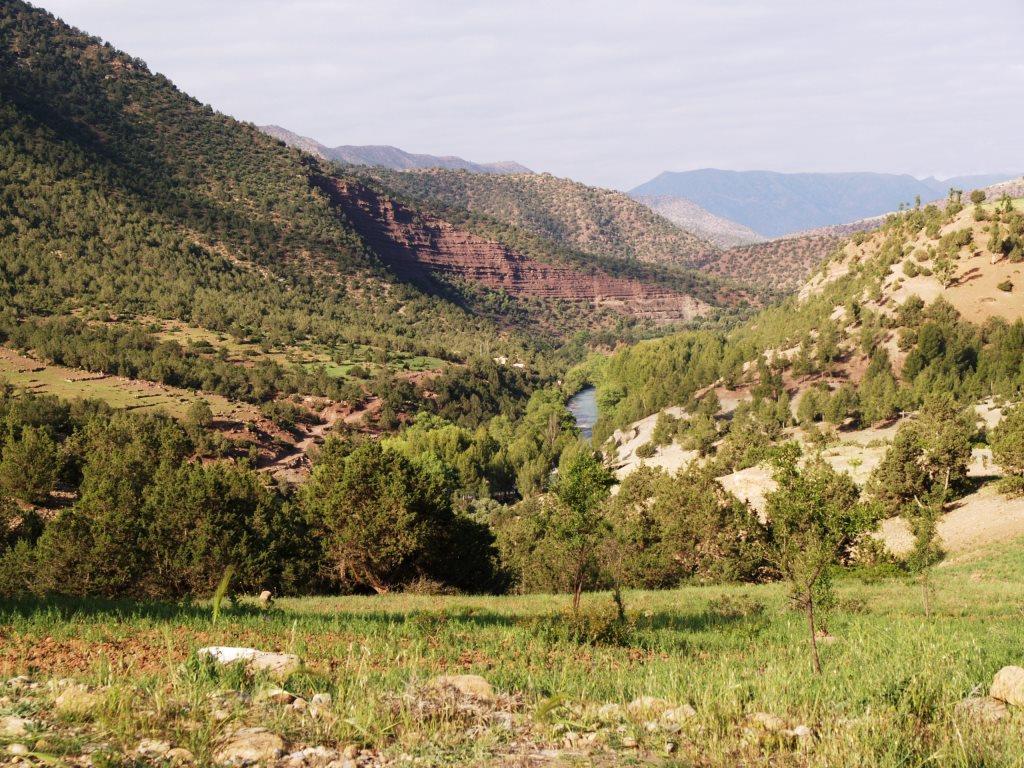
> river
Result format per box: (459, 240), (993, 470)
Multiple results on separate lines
(567, 386), (598, 440)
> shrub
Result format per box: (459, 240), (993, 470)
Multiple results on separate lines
(527, 599), (635, 646)
(997, 279), (1013, 293)
(635, 441), (656, 458)
(0, 427), (59, 505)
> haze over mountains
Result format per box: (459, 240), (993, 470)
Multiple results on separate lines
(261, 125), (531, 176)
(630, 169), (1020, 237)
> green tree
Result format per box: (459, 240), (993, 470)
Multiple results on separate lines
(763, 451), (867, 674)
(552, 443), (615, 614)
(186, 398), (215, 429)
(868, 394), (973, 515)
(0, 426), (58, 505)
(991, 403), (1024, 495)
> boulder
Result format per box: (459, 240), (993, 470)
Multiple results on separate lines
(428, 674), (495, 702)
(136, 739), (172, 758)
(258, 590), (273, 608)
(0, 715), (33, 738)
(310, 693), (332, 707)
(627, 696), (671, 715)
(54, 684), (100, 715)
(213, 727), (285, 765)
(7, 744), (29, 756)
(990, 666), (1024, 706)
(255, 687), (295, 705)
(662, 704), (697, 722)
(166, 747), (195, 764)
(748, 712), (786, 732)
(198, 647), (301, 680)
(957, 695), (1009, 722)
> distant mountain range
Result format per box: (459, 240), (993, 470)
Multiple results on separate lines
(261, 125), (532, 175)
(630, 169), (1021, 237)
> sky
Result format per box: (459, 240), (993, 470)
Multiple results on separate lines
(39, 0), (1024, 190)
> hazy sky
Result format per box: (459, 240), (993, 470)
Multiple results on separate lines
(40, 0), (1024, 190)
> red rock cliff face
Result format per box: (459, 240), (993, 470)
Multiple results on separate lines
(319, 178), (711, 322)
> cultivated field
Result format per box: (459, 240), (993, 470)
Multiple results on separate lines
(3, 539), (1024, 767)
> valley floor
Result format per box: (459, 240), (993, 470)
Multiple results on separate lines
(3, 539), (1024, 767)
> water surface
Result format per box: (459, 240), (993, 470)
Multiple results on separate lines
(567, 386), (597, 440)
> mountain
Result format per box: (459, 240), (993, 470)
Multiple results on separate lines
(630, 169), (1020, 238)
(0, 0), (758, 398)
(350, 167), (724, 270)
(261, 125), (532, 175)
(631, 194), (765, 248)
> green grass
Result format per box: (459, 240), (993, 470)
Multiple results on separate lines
(0, 352), (251, 421)
(2, 543), (1024, 765)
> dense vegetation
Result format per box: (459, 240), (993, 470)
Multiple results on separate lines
(590, 193), (1024, 441)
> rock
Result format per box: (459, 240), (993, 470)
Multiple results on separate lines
(256, 687), (295, 705)
(990, 666), (1024, 706)
(199, 647), (301, 680)
(341, 744), (359, 760)
(0, 716), (33, 737)
(7, 744), (29, 756)
(957, 695), (1009, 722)
(166, 747), (195, 764)
(627, 696), (671, 715)
(54, 684), (100, 715)
(749, 712), (785, 732)
(428, 674), (495, 701)
(258, 590), (273, 607)
(310, 693), (332, 707)
(595, 703), (624, 721)
(291, 697), (308, 712)
(6, 677), (34, 691)
(662, 704), (697, 722)
(784, 724), (813, 739)
(213, 727), (285, 765)
(621, 736), (638, 748)
(136, 739), (172, 758)
(285, 746), (337, 766)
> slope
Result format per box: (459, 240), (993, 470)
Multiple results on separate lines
(353, 166), (724, 270)
(0, 0), (748, 392)
(631, 193), (765, 248)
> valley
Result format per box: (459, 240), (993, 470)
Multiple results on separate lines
(3, 2), (1024, 768)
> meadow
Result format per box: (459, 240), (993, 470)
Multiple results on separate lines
(2, 540), (1023, 767)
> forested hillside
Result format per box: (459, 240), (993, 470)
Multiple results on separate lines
(592, 189), (1024, 439)
(351, 166), (723, 269)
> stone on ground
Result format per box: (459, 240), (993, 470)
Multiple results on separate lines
(0, 715), (33, 737)
(213, 727), (285, 765)
(990, 666), (1024, 706)
(54, 684), (100, 715)
(428, 674), (495, 701)
(749, 712), (786, 732)
(627, 696), (671, 715)
(198, 646), (301, 679)
(957, 695), (1010, 722)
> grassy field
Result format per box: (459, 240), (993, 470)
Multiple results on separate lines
(153, 320), (446, 379)
(0, 348), (254, 422)
(2, 542), (1024, 766)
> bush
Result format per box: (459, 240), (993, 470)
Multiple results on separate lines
(997, 279), (1013, 293)
(635, 441), (656, 458)
(0, 427), (59, 505)
(526, 599), (635, 646)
